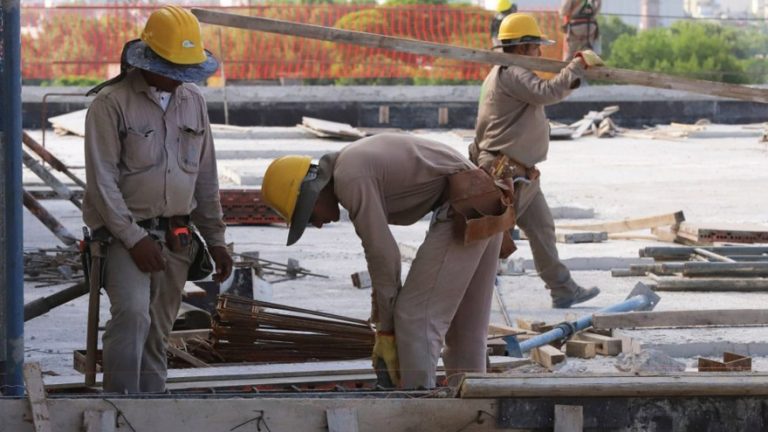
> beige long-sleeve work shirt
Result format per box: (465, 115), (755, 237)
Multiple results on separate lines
(472, 59), (585, 168)
(82, 69), (226, 249)
(329, 134), (474, 332)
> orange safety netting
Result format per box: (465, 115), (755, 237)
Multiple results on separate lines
(21, 5), (562, 82)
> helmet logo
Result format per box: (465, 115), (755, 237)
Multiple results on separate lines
(182, 40), (195, 48)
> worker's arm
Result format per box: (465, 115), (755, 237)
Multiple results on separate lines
(83, 97), (147, 249)
(336, 176), (402, 333)
(501, 59), (585, 106)
(190, 94), (227, 248)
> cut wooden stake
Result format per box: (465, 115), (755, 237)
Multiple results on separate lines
(23, 362), (52, 432)
(575, 332), (622, 356)
(191, 9), (768, 103)
(530, 345), (565, 369)
(593, 309), (768, 329)
(350, 271), (372, 289)
(558, 211), (685, 234)
(565, 340), (596, 359)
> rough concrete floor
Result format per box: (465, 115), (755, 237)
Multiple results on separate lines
(21, 125), (768, 379)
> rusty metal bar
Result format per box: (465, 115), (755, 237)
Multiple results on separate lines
(22, 149), (82, 209)
(22, 190), (78, 245)
(22, 130), (86, 189)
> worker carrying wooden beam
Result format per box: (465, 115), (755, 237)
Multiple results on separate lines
(471, 13), (601, 308)
(262, 134), (508, 390)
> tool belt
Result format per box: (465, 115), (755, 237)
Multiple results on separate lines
(448, 168), (516, 256)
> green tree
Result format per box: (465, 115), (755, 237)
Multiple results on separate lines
(596, 15), (636, 61)
(608, 21), (750, 83)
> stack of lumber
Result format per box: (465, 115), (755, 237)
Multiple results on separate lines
(209, 295), (375, 363)
(612, 246), (768, 292)
(553, 210), (685, 244)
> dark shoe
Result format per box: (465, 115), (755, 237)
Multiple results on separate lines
(551, 286), (600, 308)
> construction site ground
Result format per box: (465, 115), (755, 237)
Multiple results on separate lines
(22, 124), (768, 382)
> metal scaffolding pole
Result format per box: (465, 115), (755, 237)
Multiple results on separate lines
(1, 0), (24, 396)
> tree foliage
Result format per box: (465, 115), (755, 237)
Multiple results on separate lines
(596, 15), (636, 61)
(608, 21), (768, 84)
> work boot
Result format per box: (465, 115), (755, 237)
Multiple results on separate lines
(551, 286), (600, 308)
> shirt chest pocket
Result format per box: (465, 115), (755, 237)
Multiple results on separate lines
(178, 126), (205, 173)
(122, 127), (160, 171)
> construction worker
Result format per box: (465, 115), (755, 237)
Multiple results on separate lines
(490, 0), (518, 47)
(560, 0), (602, 61)
(83, 5), (232, 393)
(473, 13), (603, 309)
(261, 134), (504, 389)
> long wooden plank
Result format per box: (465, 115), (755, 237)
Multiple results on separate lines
(557, 211), (685, 233)
(593, 309), (768, 329)
(23, 363), (52, 432)
(191, 9), (768, 104)
(650, 277), (768, 292)
(459, 374), (768, 398)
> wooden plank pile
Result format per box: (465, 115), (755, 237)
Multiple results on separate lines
(613, 246), (768, 292)
(298, 117), (368, 141)
(208, 295), (375, 363)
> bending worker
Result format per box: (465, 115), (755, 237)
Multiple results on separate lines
(83, 5), (233, 393)
(262, 134), (506, 389)
(472, 13), (603, 308)
(560, 0), (602, 61)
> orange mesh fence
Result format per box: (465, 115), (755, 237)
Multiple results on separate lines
(21, 5), (563, 83)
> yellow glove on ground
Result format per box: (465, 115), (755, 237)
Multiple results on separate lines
(372, 332), (400, 387)
(576, 49), (604, 68)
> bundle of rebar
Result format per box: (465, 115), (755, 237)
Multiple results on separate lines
(210, 294), (374, 363)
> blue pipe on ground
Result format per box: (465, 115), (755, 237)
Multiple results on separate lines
(504, 283), (661, 358)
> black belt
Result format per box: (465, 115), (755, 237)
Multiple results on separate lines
(137, 215), (190, 231)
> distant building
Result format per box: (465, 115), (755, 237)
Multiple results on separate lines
(684, 0), (721, 18)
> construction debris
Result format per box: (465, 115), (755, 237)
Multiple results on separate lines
(351, 271), (372, 289)
(219, 189), (284, 225)
(237, 251), (329, 283)
(298, 116), (368, 140)
(24, 247), (83, 287)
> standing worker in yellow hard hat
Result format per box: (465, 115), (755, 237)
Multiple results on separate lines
(261, 133), (510, 389)
(83, 5), (232, 393)
(490, 0), (518, 47)
(472, 13), (604, 309)
(560, 0), (602, 60)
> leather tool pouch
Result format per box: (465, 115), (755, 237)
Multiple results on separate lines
(187, 228), (214, 281)
(448, 168), (517, 258)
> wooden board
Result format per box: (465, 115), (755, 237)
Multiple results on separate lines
(557, 211), (685, 234)
(23, 363), (52, 432)
(592, 309), (768, 329)
(83, 410), (117, 432)
(326, 408), (359, 432)
(459, 374), (768, 398)
(554, 405), (583, 432)
(650, 276), (768, 292)
(191, 9), (768, 104)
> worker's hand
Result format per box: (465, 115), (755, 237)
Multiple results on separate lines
(129, 236), (166, 273)
(210, 246), (233, 283)
(372, 331), (400, 388)
(575, 50), (604, 68)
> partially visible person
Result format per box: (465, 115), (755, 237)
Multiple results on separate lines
(560, 0), (602, 60)
(490, 0), (518, 47)
(472, 13), (603, 309)
(83, 5), (232, 393)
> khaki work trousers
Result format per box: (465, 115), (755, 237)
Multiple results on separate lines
(564, 22), (601, 61)
(394, 204), (503, 389)
(101, 233), (195, 393)
(514, 179), (579, 297)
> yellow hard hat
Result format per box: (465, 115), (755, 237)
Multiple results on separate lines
(141, 5), (207, 65)
(497, 13), (555, 46)
(262, 155), (313, 224)
(496, 0), (513, 13)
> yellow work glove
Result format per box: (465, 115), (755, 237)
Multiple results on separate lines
(575, 49), (604, 68)
(371, 331), (400, 388)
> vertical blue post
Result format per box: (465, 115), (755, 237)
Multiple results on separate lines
(1, 0), (24, 396)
